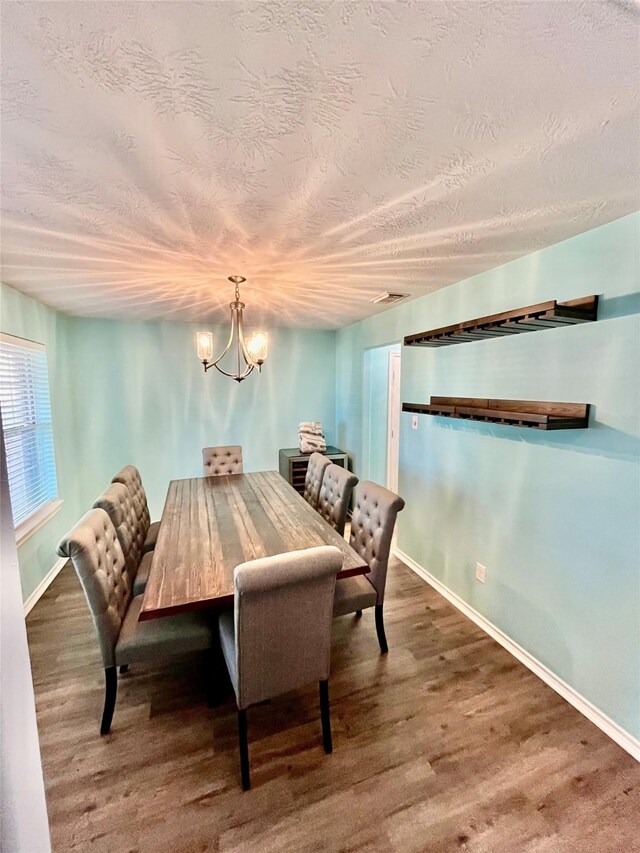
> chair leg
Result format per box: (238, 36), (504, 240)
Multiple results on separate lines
(100, 667), (117, 735)
(319, 679), (332, 754)
(375, 604), (388, 654)
(355, 610), (362, 618)
(237, 709), (251, 791)
(119, 664), (129, 674)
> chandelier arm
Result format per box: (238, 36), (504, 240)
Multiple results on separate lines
(237, 307), (256, 366)
(211, 361), (255, 380)
(212, 304), (255, 379)
(208, 305), (236, 368)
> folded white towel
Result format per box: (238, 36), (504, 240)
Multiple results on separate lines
(299, 433), (326, 445)
(298, 421), (323, 435)
(299, 420), (326, 452)
(300, 435), (327, 453)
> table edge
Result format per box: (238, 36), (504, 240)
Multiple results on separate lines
(139, 565), (369, 620)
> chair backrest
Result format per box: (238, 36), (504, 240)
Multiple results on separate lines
(303, 452), (331, 509)
(317, 464), (358, 536)
(57, 508), (132, 668)
(112, 465), (151, 530)
(349, 481), (405, 605)
(202, 445), (243, 476)
(232, 545), (343, 709)
(93, 482), (144, 587)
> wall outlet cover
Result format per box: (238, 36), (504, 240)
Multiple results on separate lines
(475, 562), (486, 583)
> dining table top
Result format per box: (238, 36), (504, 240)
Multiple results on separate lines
(139, 470), (368, 620)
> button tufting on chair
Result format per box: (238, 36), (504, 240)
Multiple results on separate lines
(303, 453), (332, 510)
(202, 445), (243, 476)
(316, 464), (358, 537)
(332, 480), (405, 654)
(111, 465), (159, 553)
(94, 482), (149, 595)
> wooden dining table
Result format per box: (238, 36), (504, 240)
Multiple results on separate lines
(139, 470), (368, 620)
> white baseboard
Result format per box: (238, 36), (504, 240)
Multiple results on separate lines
(23, 557), (66, 617)
(394, 546), (640, 763)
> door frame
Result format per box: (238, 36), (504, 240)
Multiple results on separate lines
(386, 348), (401, 493)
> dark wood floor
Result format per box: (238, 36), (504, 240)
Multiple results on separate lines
(27, 556), (639, 853)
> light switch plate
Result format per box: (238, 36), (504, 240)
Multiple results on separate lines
(411, 415), (418, 430)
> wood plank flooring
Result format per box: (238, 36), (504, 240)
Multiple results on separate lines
(26, 555), (639, 852)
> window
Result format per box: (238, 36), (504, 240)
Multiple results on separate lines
(0, 332), (60, 540)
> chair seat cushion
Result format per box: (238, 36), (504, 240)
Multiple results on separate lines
(333, 575), (377, 618)
(218, 610), (238, 697)
(133, 551), (152, 596)
(115, 596), (213, 666)
(143, 520), (160, 553)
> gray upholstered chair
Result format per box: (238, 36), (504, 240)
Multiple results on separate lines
(333, 481), (405, 653)
(93, 482), (152, 596)
(303, 452), (331, 509)
(317, 464), (358, 536)
(202, 445), (243, 477)
(112, 465), (159, 553)
(218, 545), (343, 790)
(57, 508), (213, 735)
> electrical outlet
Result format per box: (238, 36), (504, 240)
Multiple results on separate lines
(475, 562), (486, 583)
(411, 415), (419, 430)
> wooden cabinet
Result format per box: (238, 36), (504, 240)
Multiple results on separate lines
(279, 446), (349, 496)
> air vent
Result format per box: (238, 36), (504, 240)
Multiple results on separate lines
(372, 292), (409, 305)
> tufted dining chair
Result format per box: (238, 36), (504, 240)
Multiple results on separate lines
(202, 445), (243, 477)
(302, 452), (331, 509)
(93, 482), (151, 596)
(57, 508), (213, 735)
(317, 464), (358, 536)
(332, 481), (405, 653)
(112, 465), (159, 553)
(218, 545), (343, 790)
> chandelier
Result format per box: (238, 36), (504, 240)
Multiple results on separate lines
(196, 276), (268, 383)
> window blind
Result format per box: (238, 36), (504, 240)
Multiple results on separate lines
(0, 333), (58, 527)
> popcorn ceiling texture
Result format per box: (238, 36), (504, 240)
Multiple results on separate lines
(1, 1), (638, 328)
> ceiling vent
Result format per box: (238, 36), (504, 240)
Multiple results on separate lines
(371, 292), (409, 305)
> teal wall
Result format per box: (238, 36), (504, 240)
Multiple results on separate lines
(65, 318), (336, 519)
(336, 213), (640, 739)
(362, 343), (401, 485)
(0, 283), (336, 599)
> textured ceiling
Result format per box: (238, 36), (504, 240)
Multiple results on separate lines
(1, 1), (638, 329)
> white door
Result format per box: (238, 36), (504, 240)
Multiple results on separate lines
(386, 349), (401, 493)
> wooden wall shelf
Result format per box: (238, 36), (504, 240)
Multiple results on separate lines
(404, 295), (598, 347)
(402, 398), (590, 430)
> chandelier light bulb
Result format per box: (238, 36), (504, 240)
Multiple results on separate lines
(196, 331), (214, 363)
(246, 331), (269, 365)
